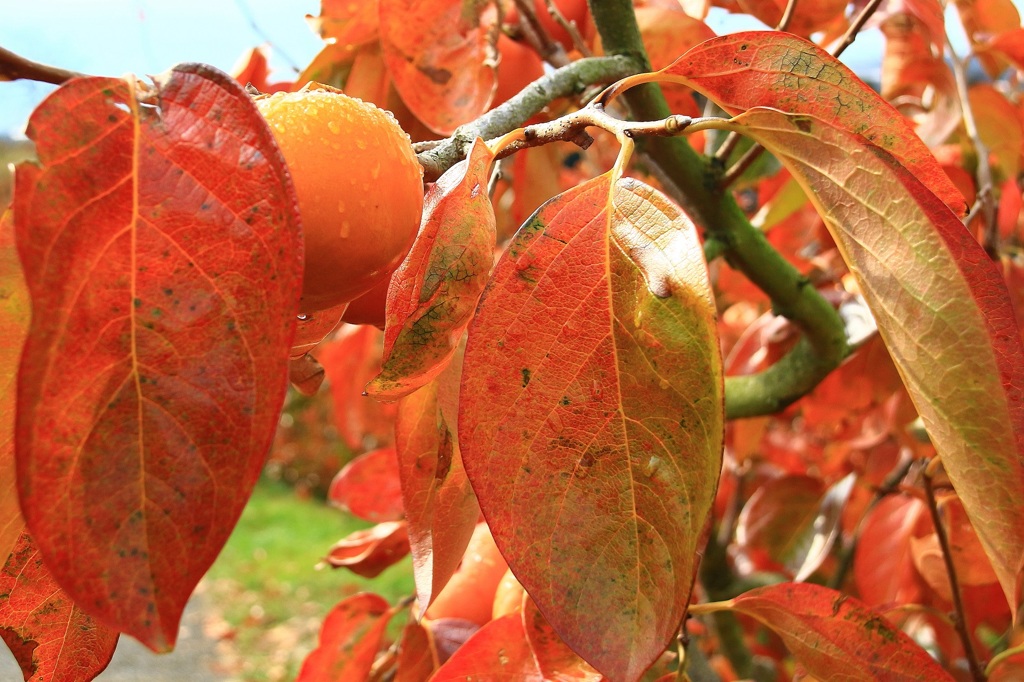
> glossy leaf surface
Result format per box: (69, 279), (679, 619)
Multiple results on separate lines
(0, 210), (27, 563)
(461, 174), (723, 681)
(14, 66), (302, 649)
(370, 139), (497, 400)
(378, 0), (496, 135)
(395, 366), (480, 610)
(661, 31), (966, 215)
(328, 447), (404, 523)
(297, 593), (395, 682)
(719, 583), (953, 680)
(721, 106), (1024, 616)
(0, 531), (119, 682)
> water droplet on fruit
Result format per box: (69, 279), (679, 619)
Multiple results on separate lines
(356, 138), (367, 150)
(337, 199), (346, 214)
(371, 161), (381, 179)
(340, 221), (351, 238)
(328, 120), (340, 134)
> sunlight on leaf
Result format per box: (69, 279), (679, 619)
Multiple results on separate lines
(297, 593), (396, 681)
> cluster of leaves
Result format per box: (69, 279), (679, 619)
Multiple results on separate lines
(2, 0), (1024, 681)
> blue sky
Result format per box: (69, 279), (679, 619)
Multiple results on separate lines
(0, 1), (1017, 136)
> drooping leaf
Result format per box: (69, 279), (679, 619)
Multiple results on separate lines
(324, 521), (411, 578)
(328, 447), (404, 522)
(430, 613), (543, 681)
(378, 0), (497, 135)
(522, 598), (602, 681)
(395, 358), (480, 611)
(0, 209), (28, 563)
(707, 583), (954, 681)
(297, 593), (396, 682)
(369, 139), (497, 400)
(0, 531), (119, 682)
(14, 65), (302, 649)
(659, 31), (967, 215)
(717, 106), (1024, 617)
(460, 174), (723, 681)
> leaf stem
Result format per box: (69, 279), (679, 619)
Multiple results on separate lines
(922, 461), (986, 682)
(0, 45), (84, 85)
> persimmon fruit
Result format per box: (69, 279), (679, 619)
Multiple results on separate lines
(255, 84), (423, 314)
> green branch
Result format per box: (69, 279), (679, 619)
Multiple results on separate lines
(589, 0), (850, 421)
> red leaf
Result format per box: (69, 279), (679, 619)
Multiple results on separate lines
(394, 617), (438, 681)
(324, 521), (411, 578)
(369, 139), (497, 399)
(460, 174), (723, 681)
(424, 522), (508, 626)
(854, 495), (927, 608)
(720, 107), (1024, 618)
(735, 474), (824, 576)
(0, 531), (119, 682)
(328, 447), (404, 522)
(717, 583), (953, 680)
(290, 303), (347, 359)
(522, 598), (602, 681)
(395, 359), (480, 611)
(430, 613), (542, 681)
(318, 325), (397, 450)
(660, 32), (967, 215)
(0, 209), (28, 564)
(297, 593), (396, 682)
(379, 0), (497, 135)
(13, 65), (302, 649)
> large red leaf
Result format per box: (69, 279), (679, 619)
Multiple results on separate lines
(708, 583), (953, 680)
(430, 613), (542, 681)
(378, 0), (497, 135)
(297, 593), (395, 682)
(369, 139), (497, 400)
(0, 531), (119, 682)
(659, 32), (966, 215)
(0, 209), (28, 563)
(395, 361), (480, 610)
(13, 65), (302, 649)
(718, 107), (1024, 617)
(460, 174), (724, 681)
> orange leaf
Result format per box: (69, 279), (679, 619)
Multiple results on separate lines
(13, 65), (302, 649)
(324, 521), (411, 578)
(370, 139), (497, 399)
(379, 0), (497, 135)
(394, 617), (438, 681)
(395, 360), (480, 611)
(307, 0), (380, 45)
(720, 106), (1024, 617)
(460, 174), (723, 681)
(297, 593), (396, 681)
(0, 209), (28, 564)
(523, 598), (602, 681)
(430, 613), (543, 681)
(854, 495), (927, 608)
(0, 531), (119, 682)
(328, 447), (404, 522)
(659, 32), (967, 215)
(717, 583), (954, 680)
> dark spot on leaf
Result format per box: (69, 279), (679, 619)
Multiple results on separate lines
(521, 368), (531, 387)
(417, 64), (452, 85)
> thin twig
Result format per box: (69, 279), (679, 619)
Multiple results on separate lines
(777, 0), (799, 32)
(720, 143), (764, 188)
(543, 0), (593, 56)
(0, 45), (84, 85)
(832, 0), (885, 57)
(512, 0), (570, 67)
(922, 460), (986, 682)
(947, 34), (997, 256)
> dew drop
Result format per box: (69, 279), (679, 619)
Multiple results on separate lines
(296, 314), (309, 321)
(339, 221), (351, 238)
(356, 138), (367, 150)
(497, 648), (509, 666)
(327, 120), (341, 134)
(645, 456), (662, 477)
(337, 199), (346, 214)
(371, 161), (381, 179)
(633, 309), (643, 328)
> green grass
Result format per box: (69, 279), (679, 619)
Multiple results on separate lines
(203, 478), (414, 682)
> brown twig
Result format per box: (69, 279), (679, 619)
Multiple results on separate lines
(946, 34), (997, 257)
(922, 460), (986, 682)
(832, 0), (885, 57)
(543, 0), (593, 56)
(0, 45), (84, 85)
(777, 0), (799, 32)
(512, 0), (570, 67)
